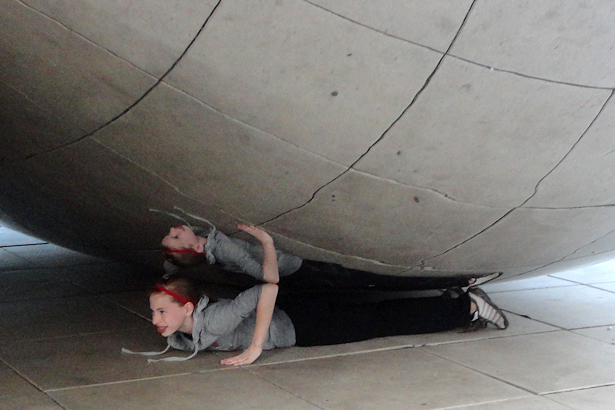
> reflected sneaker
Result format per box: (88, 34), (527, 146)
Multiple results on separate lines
(468, 287), (509, 330)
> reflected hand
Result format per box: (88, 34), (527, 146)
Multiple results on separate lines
(237, 224), (273, 245)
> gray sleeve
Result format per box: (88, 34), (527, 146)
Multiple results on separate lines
(209, 232), (265, 280)
(163, 260), (180, 274)
(229, 238), (267, 280)
(202, 286), (263, 336)
(211, 231), (302, 279)
(276, 252), (303, 277)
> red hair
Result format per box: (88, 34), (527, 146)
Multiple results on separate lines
(150, 275), (202, 306)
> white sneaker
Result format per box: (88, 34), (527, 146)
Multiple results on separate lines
(468, 287), (509, 330)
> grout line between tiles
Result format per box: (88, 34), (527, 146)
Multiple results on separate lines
(0, 325), (153, 346)
(247, 369), (327, 410)
(432, 397), (547, 410)
(211, 344), (416, 369)
(420, 348), (541, 396)
(539, 381), (615, 396)
(211, 326), (560, 370)
(43, 371), (200, 393)
(0, 356), (66, 408)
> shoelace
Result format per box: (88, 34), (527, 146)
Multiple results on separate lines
(121, 345), (200, 363)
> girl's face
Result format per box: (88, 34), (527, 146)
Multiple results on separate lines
(161, 225), (200, 251)
(150, 293), (194, 337)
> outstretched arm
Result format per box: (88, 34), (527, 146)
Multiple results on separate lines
(237, 224), (279, 284)
(220, 283), (278, 366)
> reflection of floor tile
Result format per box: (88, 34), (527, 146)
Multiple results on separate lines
(6, 244), (110, 268)
(0, 267), (89, 302)
(0, 226), (45, 246)
(59, 262), (161, 294)
(250, 348), (529, 410)
(0, 295), (149, 343)
(0, 248), (36, 270)
(489, 285), (615, 329)
(49, 368), (319, 410)
(425, 331), (615, 394)
(102, 290), (152, 320)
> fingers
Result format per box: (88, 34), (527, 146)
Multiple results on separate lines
(220, 353), (253, 367)
(220, 347), (262, 366)
(237, 224), (261, 235)
(237, 223), (258, 232)
(237, 224), (273, 242)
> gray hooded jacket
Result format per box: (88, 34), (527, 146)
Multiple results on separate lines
(123, 285), (296, 362)
(169, 285), (296, 352)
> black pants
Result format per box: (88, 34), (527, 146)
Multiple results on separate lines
(276, 292), (472, 347)
(279, 260), (475, 291)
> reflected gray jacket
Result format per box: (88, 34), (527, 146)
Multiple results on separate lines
(165, 226), (303, 280)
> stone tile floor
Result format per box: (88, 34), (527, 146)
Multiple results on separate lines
(1, 225), (615, 409)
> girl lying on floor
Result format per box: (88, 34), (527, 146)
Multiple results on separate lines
(123, 226), (508, 366)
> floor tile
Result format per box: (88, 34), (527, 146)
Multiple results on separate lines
(450, 396), (575, 410)
(0, 361), (62, 409)
(385, 309), (558, 347)
(489, 285), (615, 329)
(217, 298), (557, 366)
(0, 394), (63, 410)
(571, 325), (615, 344)
(216, 337), (404, 366)
(0, 328), (222, 390)
(250, 348), (529, 410)
(482, 275), (576, 293)
(425, 331), (615, 394)
(49, 368), (319, 410)
(103, 290), (152, 320)
(588, 281), (615, 293)
(551, 259), (615, 284)
(546, 384), (615, 409)
(0, 267), (89, 302)
(59, 262), (161, 294)
(0, 295), (149, 343)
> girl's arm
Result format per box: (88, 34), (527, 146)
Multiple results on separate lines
(237, 224), (279, 284)
(220, 283), (278, 366)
